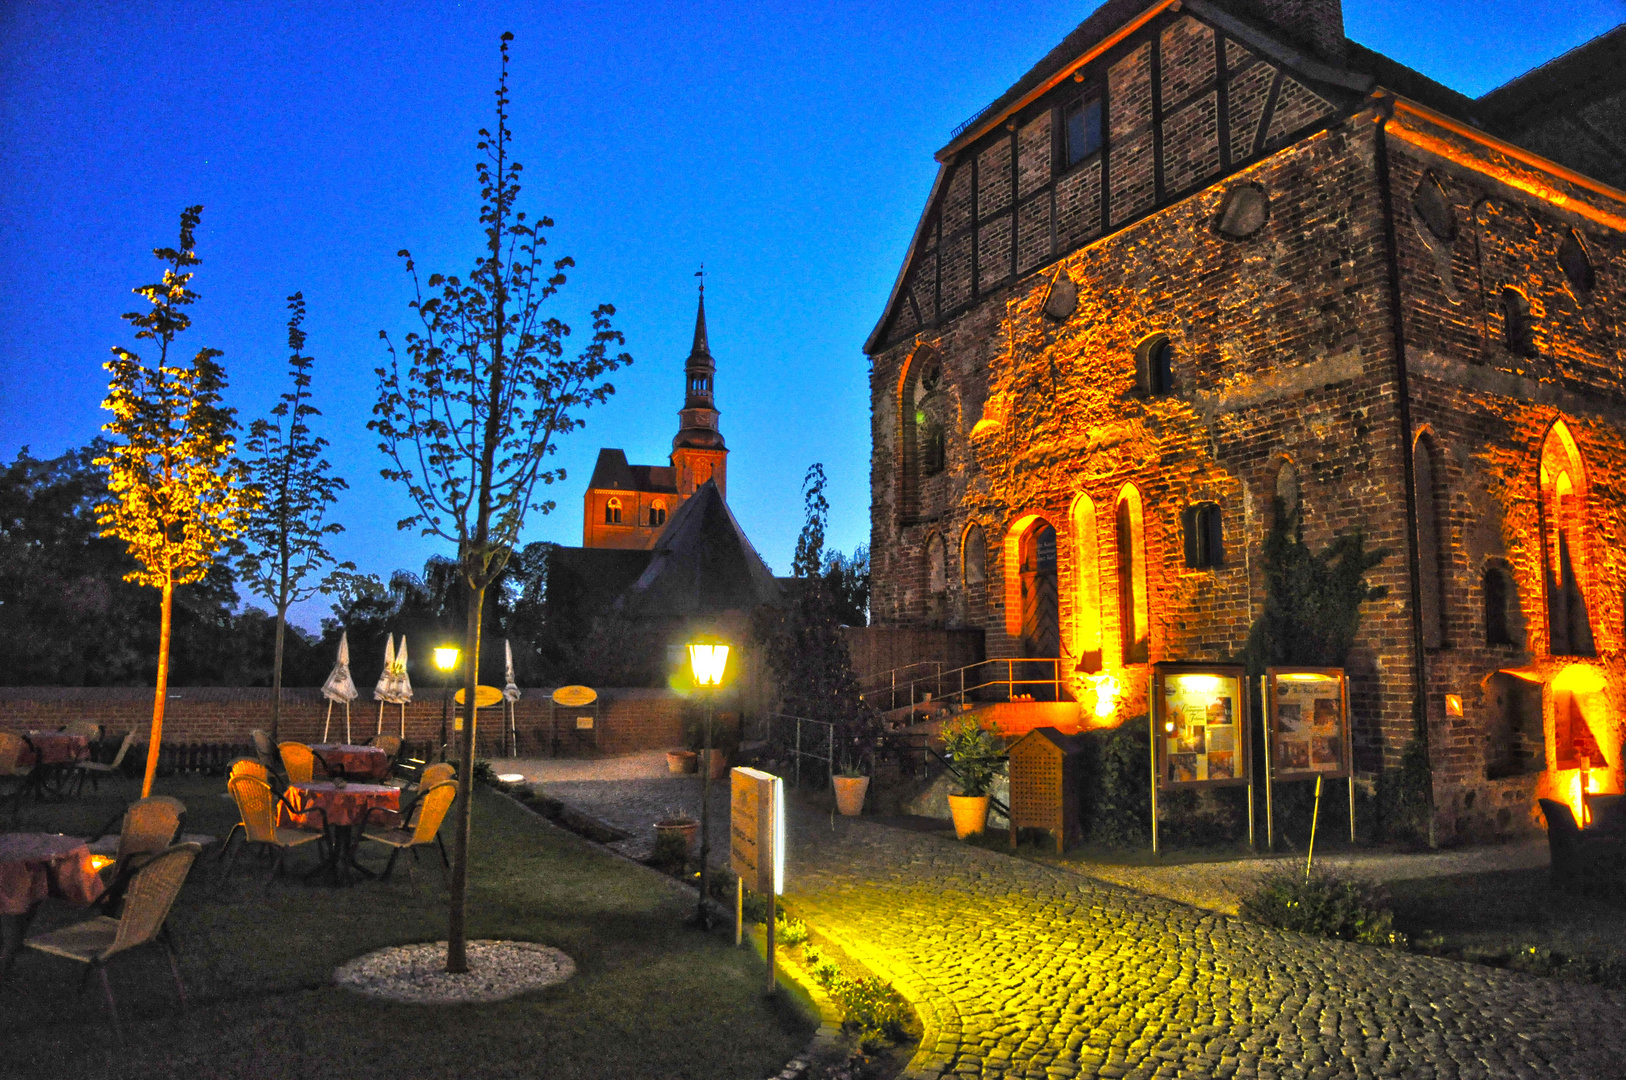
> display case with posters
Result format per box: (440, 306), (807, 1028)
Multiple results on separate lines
(1149, 663), (1253, 853)
(1264, 668), (1350, 780)
(1262, 667), (1354, 845)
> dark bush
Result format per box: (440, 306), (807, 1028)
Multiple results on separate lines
(1240, 869), (1406, 948)
(1077, 721), (1152, 846)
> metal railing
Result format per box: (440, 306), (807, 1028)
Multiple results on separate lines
(858, 657), (1070, 713)
(754, 713), (835, 788)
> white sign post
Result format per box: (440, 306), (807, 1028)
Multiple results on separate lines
(731, 767), (784, 993)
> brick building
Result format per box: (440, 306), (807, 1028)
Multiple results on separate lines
(580, 285), (728, 550)
(864, 0), (1624, 840)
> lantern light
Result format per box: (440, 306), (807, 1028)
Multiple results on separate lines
(687, 641), (730, 687)
(434, 646), (461, 672)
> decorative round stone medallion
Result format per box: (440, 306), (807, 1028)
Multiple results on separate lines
(334, 940), (575, 1004)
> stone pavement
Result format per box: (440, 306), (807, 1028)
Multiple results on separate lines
(524, 755), (1626, 1077)
(784, 814), (1626, 1079)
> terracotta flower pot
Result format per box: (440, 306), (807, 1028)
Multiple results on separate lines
(697, 748), (729, 779)
(948, 793), (991, 839)
(666, 750), (698, 775)
(654, 818), (699, 855)
(833, 775), (870, 816)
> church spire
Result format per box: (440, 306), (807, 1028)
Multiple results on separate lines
(673, 272), (725, 455)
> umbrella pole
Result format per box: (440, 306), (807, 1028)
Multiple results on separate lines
(345, 703), (352, 745)
(377, 701), (384, 737)
(399, 703), (406, 739)
(323, 701), (333, 742)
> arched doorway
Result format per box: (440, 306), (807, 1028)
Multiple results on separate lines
(1018, 521), (1060, 698)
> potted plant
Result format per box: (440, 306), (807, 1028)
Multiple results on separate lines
(832, 734), (874, 816)
(940, 713), (1005, 839)
(665, 749), (698, 775)
(653, 806), (699, 862)
(685, 709), (739, 779)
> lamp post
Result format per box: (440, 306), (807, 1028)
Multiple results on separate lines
(434, 646), (461, 762)
(687, 636), (730, 929)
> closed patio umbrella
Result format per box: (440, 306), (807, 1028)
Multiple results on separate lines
(390, 637), (414, 737)
(503, 639), (521, 756)
(373, 635), (397, 735)
(322, 631), (359, 742)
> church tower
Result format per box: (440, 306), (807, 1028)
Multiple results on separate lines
(670, 283), (727, 498)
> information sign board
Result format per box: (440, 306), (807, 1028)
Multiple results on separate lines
(1265, 667), (1351, 781)
(1152, 662), (1251, 789)
(730, 767), (783, 895)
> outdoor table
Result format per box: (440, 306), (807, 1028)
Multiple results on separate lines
(310, 743), (389, 782)
(17, 734), (90, 801)
(285, 782), (399, 885)
(0, 832), (105, 977)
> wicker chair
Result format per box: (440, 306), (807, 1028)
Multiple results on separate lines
(218, 760), (272, 854)
(251, 729), (280, 774)
(278, 741), (317, 784)
(87, 796), (186, 913)
(369, 734), (403, 768)
(418, 762), (455, 789)
(71, 729), (137, 796)
(220, 775), (327, 889)
(0, 731), (26, 810)
(23, 842), (202, 1042)
(360, 779), (458, 884)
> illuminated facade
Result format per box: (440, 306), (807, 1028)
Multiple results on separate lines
(582, 286), (728, 549)
(865, 0), (1624, 840)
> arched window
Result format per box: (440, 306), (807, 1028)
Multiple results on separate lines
(1413, 434), (1446, 649)
(898, 345), (945, 520)
(1114, 485), (1149, 664)
(605, 497), (623, 525)
(1559, 230), (1595, 295)
(648, 501), (667, 527)
(1182, 503), (1223, 568)
(1018, 521), (1059, 657)
(1540, 421), (1595, 656)
(926, 534), (947, 597)
(1274, 458), (1300, 518)
(1483, 565), (1518, 647)
(961, 525), (986, 585)
(1137, 335), (1174, 396)
(1070, 494), (1101, 673)
(1501, 287), (1535, 357)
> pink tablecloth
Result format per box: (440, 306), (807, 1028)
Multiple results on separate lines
(0, 833), (106, 916)
(17, 734), (90, 768)
(310, 744), (389, 780)
(286, 782), (400, 829)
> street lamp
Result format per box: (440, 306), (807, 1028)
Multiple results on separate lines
(687, 636), (730, 929)
(435, 646), (461, 762)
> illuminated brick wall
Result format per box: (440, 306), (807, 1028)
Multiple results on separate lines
(864, 3), (1625, 839)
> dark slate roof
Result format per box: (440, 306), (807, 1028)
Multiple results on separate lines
(546, 546), (655, 620)
(1344, 41), (1476, 123)
(1476, 23), (1626, 124)
(620, 479), (782, 617)
(586, 448), (678, 494)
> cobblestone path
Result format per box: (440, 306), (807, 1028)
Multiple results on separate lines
(783, 816), (1626, 1080)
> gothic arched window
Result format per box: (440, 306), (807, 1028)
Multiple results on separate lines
(605, 497), (623, 525)
(649, 501), (667, 527)
(1182, 503), (1223, 568)
(1540, 421), (1595, 656)
(1071, 494), (1101, 673)
(1501, 287), (1535, 357)
(1115, 485), (1149, 664)
(1413, 434), (1446, 649)
(1483, 565), (1517, 647)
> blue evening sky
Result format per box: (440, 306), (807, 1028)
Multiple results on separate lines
(2, 1), (1619, 630)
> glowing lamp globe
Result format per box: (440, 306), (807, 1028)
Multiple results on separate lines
(434, 646), (461, 672)
(687, 640), (730, 687)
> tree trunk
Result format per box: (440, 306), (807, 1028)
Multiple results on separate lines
(142, 577), (174, 798)
(270, 605), (288, 744)
(446, 580), (485, 974)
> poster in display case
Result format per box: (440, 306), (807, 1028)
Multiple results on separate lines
(1264, 668), (1351, 781)
(1151, 663), (1252, 790)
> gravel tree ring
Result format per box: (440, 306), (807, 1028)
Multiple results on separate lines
(334, 940), (576, 1004)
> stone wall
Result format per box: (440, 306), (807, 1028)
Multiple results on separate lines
(0, 685), (689, 758)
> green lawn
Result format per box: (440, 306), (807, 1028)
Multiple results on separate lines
(1386, 866), (1626, 987)
(1, 775), (814, 1079)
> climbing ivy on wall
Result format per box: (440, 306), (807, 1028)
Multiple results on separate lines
(1243, 502), (1390, 675)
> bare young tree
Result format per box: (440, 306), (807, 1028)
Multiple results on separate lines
(371, 32), (630, 973)
(237, 292), (352, 743)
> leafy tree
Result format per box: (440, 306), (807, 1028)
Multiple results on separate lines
(823, 544), (870, 627)
(371, 33), (630, 972)
(96, 206), (254, 797)
(754, 464), (869, 757)
(237, 292), (352, 741)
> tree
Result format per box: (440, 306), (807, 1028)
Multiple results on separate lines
(237, 293), (351, 742)
(823, 544), (870, 627)
(371, 33), (630, 972)
(96, 206), (254, 797)
(754, 464), (868, 752)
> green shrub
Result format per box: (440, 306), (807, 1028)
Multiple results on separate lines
(834, 976), (909, 1049)
(1078, 721), (1152, 846)
(1240, 869), (1407, 948)
(776, 912), (809, 946)
(740, 888), (769, 924)
(472, 759), (496, 785)
(651, 829), (691, 869)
